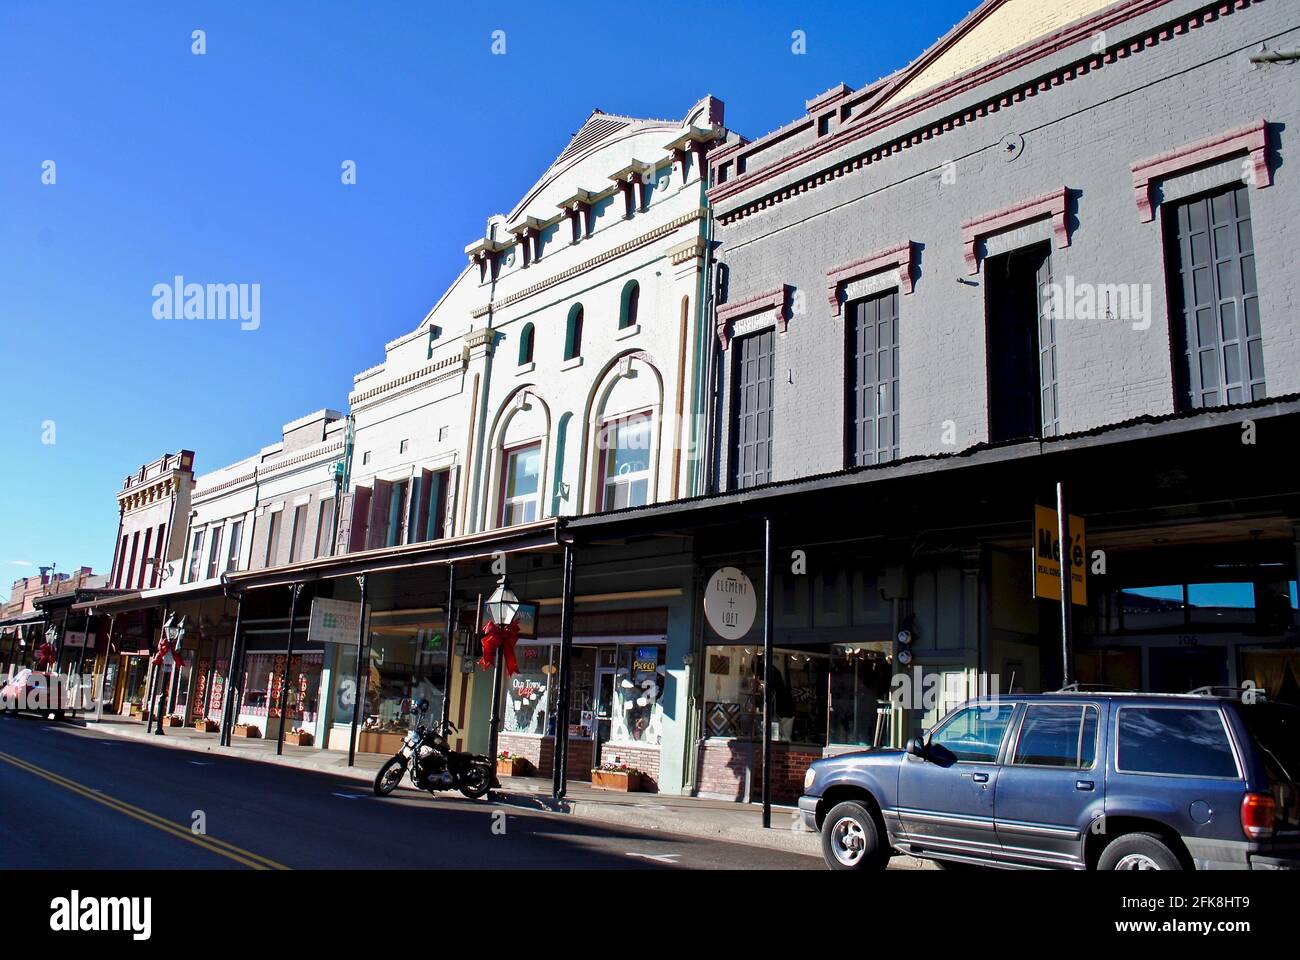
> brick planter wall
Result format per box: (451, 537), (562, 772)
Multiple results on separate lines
(595, 743), (660, 792)
(696, 739), (821, 804)
(494, 733), (595, 782)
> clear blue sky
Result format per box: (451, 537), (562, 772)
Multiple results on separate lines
(0, 0), (977, 580)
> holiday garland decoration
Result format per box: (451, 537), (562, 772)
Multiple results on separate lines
(478, 620), (521, 675)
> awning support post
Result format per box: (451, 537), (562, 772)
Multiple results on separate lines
(219, 592), (245, 746)
(553, 542), (576, 801)
(347, 574), (369, 767)
(762, 516), (774, 829)
(277, 583), (305, 756)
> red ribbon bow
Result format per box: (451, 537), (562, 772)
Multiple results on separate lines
(479, 621), (521, 676)
(152, 637), (184, 668)
(34, 642), (58, 671)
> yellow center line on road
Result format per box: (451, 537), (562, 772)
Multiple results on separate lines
(0, 749), (289, 870)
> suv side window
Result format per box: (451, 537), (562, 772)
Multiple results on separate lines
(928, 703), (1016, 763)
(1117, 707), (1238, 778)
(1012, 704), (1099, 768)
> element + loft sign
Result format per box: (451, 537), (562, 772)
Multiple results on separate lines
(704, 567), (757, 640)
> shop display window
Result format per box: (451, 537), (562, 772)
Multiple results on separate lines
(505, 645), (556, 735)
(608, 644), (666, 746)
(338, 613), (449, 735)
(703, 644), (830, 746)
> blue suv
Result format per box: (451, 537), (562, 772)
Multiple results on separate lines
(800, 692), (1299, 870)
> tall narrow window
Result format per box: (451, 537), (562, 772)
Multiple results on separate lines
(225, 519), (243, 572)
(620, 281), (640, 330)
(985, 242), (1057, 443)
(264, 510), (282, 567)
(137, 528), (153, 589)
(731, 329), (775, 488)
(499, 444), (541, 526)
(519, 323), (535, 365)
(125, 531), (140, 589)
(387, 480), (408, 547)
(1167, 184), (1265, 410)
(564, 304), (584, 361)
(846, 289), (900, 466)
(206, 525), (223, 579)
(600, 412), (652, 510)
(115, 535), (129, 588)
(287, 504), (308, 563)
(427, 468), (449, 540)
(186, 529), (204, 583)
(314, 500), (332, 559)
(153, 524), (166, 585)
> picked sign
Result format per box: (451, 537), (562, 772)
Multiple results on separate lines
(1033, 505), (1087, 606)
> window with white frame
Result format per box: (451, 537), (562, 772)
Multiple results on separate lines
(499, 444), (541, 526)
(225, 519), (243, 572)
(205, 525), (223, 580)
(599, 412), (652, 510)
(187, 529), (205, 583)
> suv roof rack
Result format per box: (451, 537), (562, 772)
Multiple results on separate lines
(1186, 684), (1268, 700)
(1055, 682), (1138, 693)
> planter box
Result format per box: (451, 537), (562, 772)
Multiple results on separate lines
(284, 730), (314, 747)
(193, 718), (220, 733)
(591, 769), (641, 792)
(128, 706), (143, 720)
(162, 716), (185, 728)
(497, 757), (530, 778)
(232, 724), (262, 739)
(356, 730), (406, 756)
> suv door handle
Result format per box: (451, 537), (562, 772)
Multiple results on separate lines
(1076, 780), (1095, 791)
(970, 772), (989, 783)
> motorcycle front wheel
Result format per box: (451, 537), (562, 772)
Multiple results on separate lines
(374, 756), (406, 796)
(459, 761), (493, 799)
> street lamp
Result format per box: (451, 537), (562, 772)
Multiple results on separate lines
(484, 576), (521, 627)
(483, 576), (522, 782)
(154, 614), (185, 735)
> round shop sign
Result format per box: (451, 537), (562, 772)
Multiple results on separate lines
(703, 567), (757, 641)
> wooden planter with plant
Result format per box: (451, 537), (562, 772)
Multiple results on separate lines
(284, 728), (313, 747)
(591, 759), (642, 792)
(231, 723), (262, 739)
(163, 714), (186, 728)
(496, 751), (530, 778)
(193, 717), (220, 733)
(128, 703), (144, 720)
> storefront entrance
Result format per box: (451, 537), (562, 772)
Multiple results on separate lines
(112, 653), (150, 715)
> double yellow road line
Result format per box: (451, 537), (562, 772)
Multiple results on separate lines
(0, 748), (288, 870)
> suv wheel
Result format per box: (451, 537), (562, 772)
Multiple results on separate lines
(1097, 832), (1182, 871)
(821, 800), (887, 871)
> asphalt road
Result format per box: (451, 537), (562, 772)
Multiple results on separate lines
(0, 714), (819, 870)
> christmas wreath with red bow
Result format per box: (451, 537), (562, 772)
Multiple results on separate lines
(34, 641), (58, 671)
(478, 620), (521, 676)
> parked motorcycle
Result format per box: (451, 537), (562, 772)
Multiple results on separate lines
(372, 699), (493, 800)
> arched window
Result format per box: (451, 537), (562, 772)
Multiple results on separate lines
(518, 323), (535, 365)
(564, 304), (583, 361)
(619, 280), (640, 330)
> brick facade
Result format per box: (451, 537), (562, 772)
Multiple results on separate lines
(696, 739), (821, 804)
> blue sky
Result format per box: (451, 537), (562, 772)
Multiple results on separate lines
(0, 0), (978, 580)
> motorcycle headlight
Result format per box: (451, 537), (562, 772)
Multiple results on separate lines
(803, 767), (817, 792)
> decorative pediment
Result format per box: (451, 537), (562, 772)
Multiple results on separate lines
(961, 187), (1071, 274)
(715, 285), (794, 349)
(1130, 119), (1271, 223)
(875, 0), (1118, 112)
(826, 241), (917, 315)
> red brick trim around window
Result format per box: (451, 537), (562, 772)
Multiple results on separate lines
(826, 241), (917, 315)
(715, 285), (792, 349)
(961, 187), (1071, 275)
(1130, 119), (1271, 222)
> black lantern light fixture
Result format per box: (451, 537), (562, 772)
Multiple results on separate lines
(484, 576), (521, 627)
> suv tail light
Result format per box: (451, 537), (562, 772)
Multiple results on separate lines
(1241, 792), (1275, 841)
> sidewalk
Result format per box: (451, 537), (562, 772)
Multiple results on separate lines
(79, 716), (928, 866)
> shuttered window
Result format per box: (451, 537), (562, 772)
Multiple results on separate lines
(731, 329), (774, 489)
(847, 289), (900, 466)
(1167, 184), (1265, 409)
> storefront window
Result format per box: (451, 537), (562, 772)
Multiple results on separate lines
(828, 644), (892, 746)
(240, 652), (322, 723)
(343, 614), (449, 735)
(703, 645), (829, 746)
(609, 644), (666, 745)
(505, 645), (555, 735)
